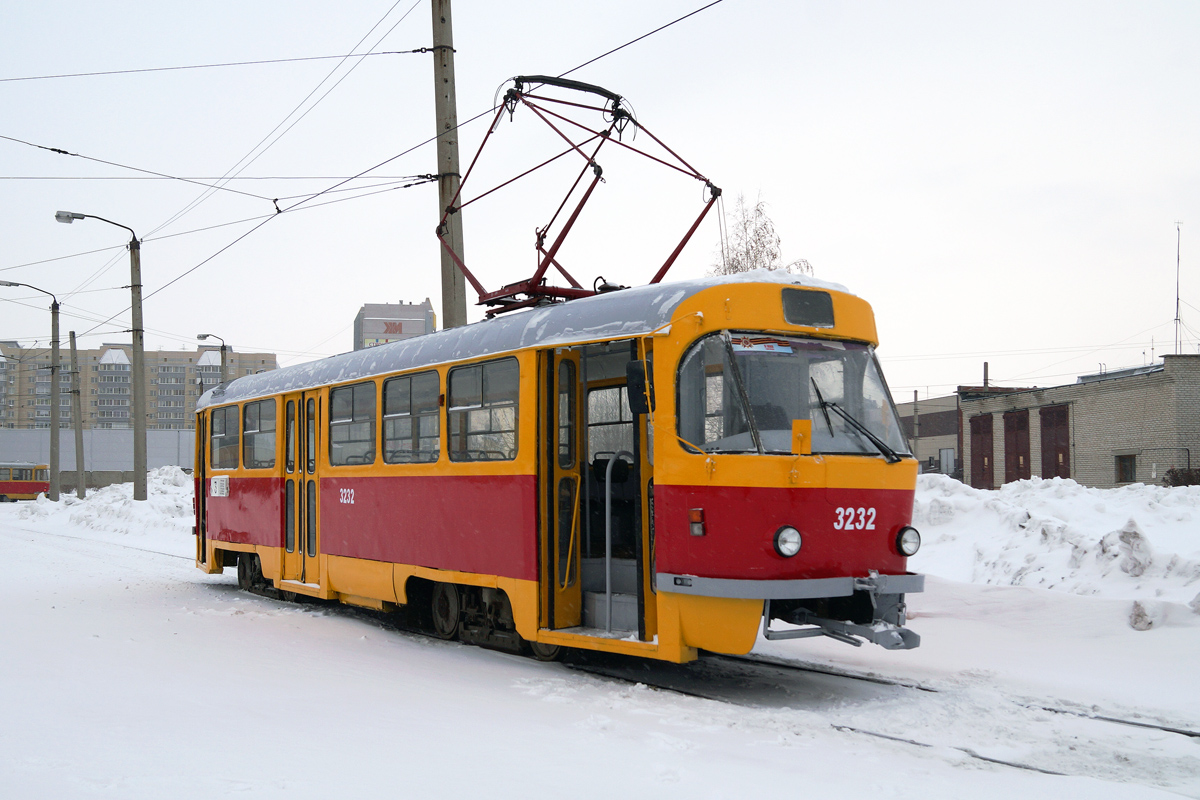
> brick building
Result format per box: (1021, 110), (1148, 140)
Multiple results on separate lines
(0, 341), (277, 431)
(960, 355), (1200, 489)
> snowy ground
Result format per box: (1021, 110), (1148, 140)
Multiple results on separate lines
(1, 469), (1198, 798)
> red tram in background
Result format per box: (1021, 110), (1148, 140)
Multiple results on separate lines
(194, 274), (923, 662)
(0, 462), (50, 502)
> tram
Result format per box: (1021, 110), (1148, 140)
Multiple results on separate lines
(0, 462), (50, 502)
(193, 272), (924, 663)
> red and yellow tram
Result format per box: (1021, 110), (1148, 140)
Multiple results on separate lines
(194, 273), (923, 662)
(0, 462), (50, 502)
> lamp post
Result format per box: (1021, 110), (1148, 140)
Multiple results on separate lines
(56, 210), (146, 501)
(0, 280), (61, 501)
(196, 334), (227, 385)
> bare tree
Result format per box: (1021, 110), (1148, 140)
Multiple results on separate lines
(710, 192), (812, 276)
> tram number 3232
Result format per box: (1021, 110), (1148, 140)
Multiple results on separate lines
(339, 488), (355, 505)
(834, 506), (876, 530)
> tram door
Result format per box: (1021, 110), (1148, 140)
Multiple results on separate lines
(549, 350), (583, 628)
(294, 391), (322, 585)
(281, 394), (302, 581)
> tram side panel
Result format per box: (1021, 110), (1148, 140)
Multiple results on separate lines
(318, 474), (539, 581)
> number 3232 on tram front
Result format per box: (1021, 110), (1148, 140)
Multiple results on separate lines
(194, 272), (924, 663)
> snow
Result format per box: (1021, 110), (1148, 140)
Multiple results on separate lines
(1, 468), (1197, 798)
(197, 269), (846, 410)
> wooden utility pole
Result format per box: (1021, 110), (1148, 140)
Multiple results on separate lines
(432, 0), (467, 329)
(69, 331), (86, 499)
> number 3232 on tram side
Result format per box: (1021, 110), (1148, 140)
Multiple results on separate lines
(194, 272), (924, 663)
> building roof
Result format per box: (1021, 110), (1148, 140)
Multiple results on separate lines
(197, 349), (222, 366)
(199, 270), (849, 410)
(98, 348), (130, 365)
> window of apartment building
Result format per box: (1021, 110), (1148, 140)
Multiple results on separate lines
(1115, 454), (1137, 484)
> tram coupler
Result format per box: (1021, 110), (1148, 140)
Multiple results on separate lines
(761, 597), (921, 650)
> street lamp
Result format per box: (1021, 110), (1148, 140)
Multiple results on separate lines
(0, 280), (61, 501)
(196, 334), (227, 385)
(56, 210), (147, 501)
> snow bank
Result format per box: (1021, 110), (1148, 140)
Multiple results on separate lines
(14, 466), (194, 543)
(911, 474), (1200, 612)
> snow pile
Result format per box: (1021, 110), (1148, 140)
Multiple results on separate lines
(911, 474), (1200, 611)
(15, 466), (194, 541)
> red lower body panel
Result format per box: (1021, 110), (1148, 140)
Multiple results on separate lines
(205, 476), (283, 547)
(0, 481), (48, 497)
(656, 484), (913, 580)
(320, 474), (538, 582)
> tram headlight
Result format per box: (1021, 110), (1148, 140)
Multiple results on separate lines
(896, 526), (921, 556)
(774, 526), (802, 558)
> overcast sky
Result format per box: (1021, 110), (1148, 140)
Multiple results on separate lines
(2, 1), (1197, 397)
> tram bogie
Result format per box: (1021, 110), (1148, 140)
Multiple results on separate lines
(194, 274), (923, 663)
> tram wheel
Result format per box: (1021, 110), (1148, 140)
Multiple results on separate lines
(236, 553), (253, 591)
(430, 582), (461, 640)
(527, 640), (562, 662)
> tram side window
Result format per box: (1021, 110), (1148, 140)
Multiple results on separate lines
(0, 469), (9, 481)
(448, 358), (519, 461)
(13, 468), (33, 480)
(330, 382), (376, 466)
(35, 469), (49, 482)
(210, 406), (240, 470)
(384, 371), (440, 463)
(242, 399), (277, 469)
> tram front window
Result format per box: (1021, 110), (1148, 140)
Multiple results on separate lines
(677, 332), (909, 457)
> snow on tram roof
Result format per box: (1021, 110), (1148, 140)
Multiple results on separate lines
(197, 270), (848, 410)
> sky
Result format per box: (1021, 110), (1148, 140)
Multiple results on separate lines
(1, 0), (1197, 398)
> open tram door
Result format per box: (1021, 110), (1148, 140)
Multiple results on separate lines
(543, 339), (655, 640)
(546, 348), (583, 628)
(282, 390), (322, 588)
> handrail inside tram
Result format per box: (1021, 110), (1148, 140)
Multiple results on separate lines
(603, 450), (636, 633)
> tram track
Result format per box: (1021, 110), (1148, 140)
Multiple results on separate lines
(561, 648), (1200, 787)
(11, 521), (1198, 790)
(562, 652), (1070, 777)
(709, 652), (1200, 740)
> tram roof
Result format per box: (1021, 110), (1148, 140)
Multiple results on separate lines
(197, 270), (848, 410)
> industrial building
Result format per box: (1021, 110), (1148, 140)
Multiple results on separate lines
(960, 355), (1200, 489)
(353, 299), (436, 350)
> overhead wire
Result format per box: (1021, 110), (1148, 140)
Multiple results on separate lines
(0, 133), (273, 202)
(35, 0), (731, 348)
(144, 0), (423, 240)
(0, 51), (425, 83)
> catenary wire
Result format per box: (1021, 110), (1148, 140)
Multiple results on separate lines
(0, 133), (273, 202)
(43, 0), (733, 346)
(145, 0), (422, 240)
(0, 51), (428, 83)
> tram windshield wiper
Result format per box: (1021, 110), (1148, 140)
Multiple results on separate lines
(811, 380), (902, 464)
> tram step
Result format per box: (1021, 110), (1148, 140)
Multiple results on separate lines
(583, 591), (638, 632)
(580, 558), (639, 594)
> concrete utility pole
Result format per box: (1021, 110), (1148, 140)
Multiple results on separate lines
(49, 298), (60, 501)
(56, 211), (146, 501)
(432, 0), (468, 329)
(912, 389), (920, 462)
(69, 331), (86, 499)
(129, 236), (147, 501)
